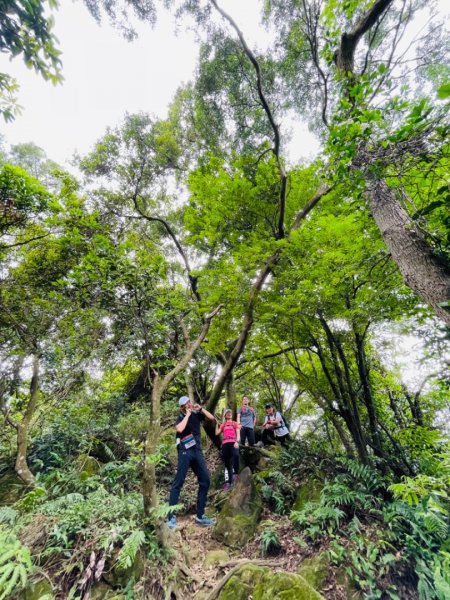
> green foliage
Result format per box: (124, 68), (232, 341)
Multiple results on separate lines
(434, 551), (450, 600)
(0, 163), (51, 231)
(0, 1), (62, 121)
(39, 487), (144, 558)
(0, 526), (33, 600)
(16, 487), (47, 512)
(116, 530), (146, 569)
(291, 459), (385, 539)
(259, 527), (281, 557)
(0, 506), (18, 525)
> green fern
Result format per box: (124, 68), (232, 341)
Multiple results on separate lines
(423, 511), (448, 540)
(41, 492), (84, 515)
(434, 552), (450, 600)
(0, 527), (33, 600)
(116, 530), (146, 569)
(0, 507), (18, 525)
(259, 528), (281, 556)
(150, 502), (183, 520)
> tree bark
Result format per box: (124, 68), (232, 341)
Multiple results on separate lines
(354, 329), (382, 456)
(14, 355), (40, 487)
(142, 305), (222, 544)
(367, 180), (450, 326)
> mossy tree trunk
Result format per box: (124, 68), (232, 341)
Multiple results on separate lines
(142, 306), (222, 545)
(6, 354), (40, 488)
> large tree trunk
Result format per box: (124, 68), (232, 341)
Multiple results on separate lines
(367, 180), (450, 326)
(142, 306), (221, 545)
(14, 355), (40, 487)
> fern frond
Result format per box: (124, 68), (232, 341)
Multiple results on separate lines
(0, 507), (18, 525)
(0, 527), (33, 600)
(150, 502), (182, 520)
(116, 530), (146, 570)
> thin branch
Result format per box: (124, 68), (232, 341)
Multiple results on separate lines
(0, 233), (50, 250)
(210, 0), (287, 239)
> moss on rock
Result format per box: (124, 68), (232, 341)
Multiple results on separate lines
(77, 454), (101, 479)
(293, 479), (323, 512)
(213, 467), (262, 548)
(103, 549), (145, 588)
(219, 565), (325, 600)
(204, 549), (230, 567)
(0, 470), (27, 505)
(24, 579), (54, 600)
(297, 552), (329, 590)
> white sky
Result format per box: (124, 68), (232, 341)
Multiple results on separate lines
(0, 0), (319, 167)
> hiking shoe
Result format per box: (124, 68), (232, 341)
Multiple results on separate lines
(223, 482), (230, 491)
(166, 516), (177, 530)
(255, 441), (264, 448)
(195, 515), (216, 527)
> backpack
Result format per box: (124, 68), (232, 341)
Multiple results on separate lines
(222, 421), (238, 442)
(281, 414), (290, 432)
(266, 412), (290, 432)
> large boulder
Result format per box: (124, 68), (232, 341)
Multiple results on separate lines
(240, 446), (274, 472)
(218, 564), (325, 600)
(212, 467), (262, 548)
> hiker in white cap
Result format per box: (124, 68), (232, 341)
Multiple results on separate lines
(167, 396), (216, 529)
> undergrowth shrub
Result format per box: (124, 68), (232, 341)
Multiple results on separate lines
(258, 439), (330, 514)
(0, 526), (33, 600)
(8, 485), (163, 596)
(290, 454), (450, 600)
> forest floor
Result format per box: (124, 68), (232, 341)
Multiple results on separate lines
(166, 513), (348, 600)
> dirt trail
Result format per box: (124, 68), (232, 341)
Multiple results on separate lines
(166, 514), (287, 600)
(167, 514), (234, 597)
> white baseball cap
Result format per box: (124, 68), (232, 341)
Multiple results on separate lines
(179, 396), (190, 406)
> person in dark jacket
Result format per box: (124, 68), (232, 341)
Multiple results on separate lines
(167, 396), (216, 529)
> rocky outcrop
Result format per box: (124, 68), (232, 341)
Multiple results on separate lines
(218, 563), (325, 600)
(212, 467), (262, 548)
(240, 446), (274, 472)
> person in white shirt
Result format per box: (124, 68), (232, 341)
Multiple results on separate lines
(261, 403), (290, 446)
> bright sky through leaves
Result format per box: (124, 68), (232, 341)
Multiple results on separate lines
(0, 0), (320, 165)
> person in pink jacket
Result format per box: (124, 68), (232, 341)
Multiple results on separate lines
(216, 408), (241, 490)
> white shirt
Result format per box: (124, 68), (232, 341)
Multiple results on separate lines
(263, 412), (289, 437)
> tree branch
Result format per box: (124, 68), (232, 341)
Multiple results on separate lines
(334, 0), (394, 74)
(210, 0), (287, 239)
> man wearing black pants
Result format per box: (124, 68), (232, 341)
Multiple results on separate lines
(237, 396), (256, 446)
(167, 396), (217, 530)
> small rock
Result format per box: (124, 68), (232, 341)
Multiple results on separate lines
(204, 549), (229, 567)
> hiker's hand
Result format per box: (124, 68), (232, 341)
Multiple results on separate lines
(193, 403), (201, 412)
(185, 408), (192, 417)
(234, 442), (239, 448)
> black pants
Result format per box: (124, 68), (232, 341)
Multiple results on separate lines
(221, 443), (239, 484)
(240, 426), (255, 446)
(169, 445), (210, 518)
(262, 429), (290, 446)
